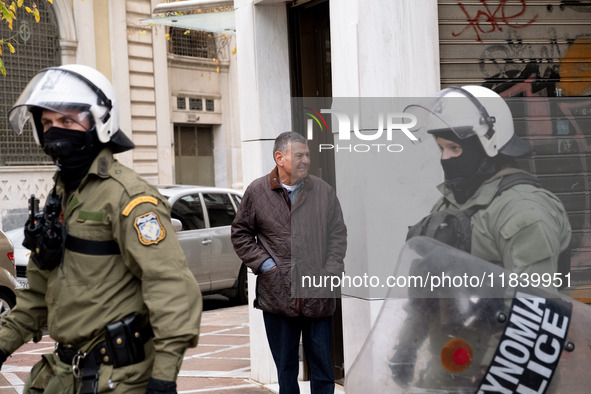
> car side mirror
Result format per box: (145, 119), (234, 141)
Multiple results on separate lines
(171, 218), (183, 232)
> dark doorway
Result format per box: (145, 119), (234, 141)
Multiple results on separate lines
(289, 0), (336, 189)
(288, 0), (344, 384)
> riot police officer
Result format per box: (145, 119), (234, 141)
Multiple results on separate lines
(0, 64), (202, 394)
(391, 86), (572, 388)
(406, 85), (571, 277)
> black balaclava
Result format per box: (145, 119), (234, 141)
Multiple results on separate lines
(43, 126), (101, 191)
(435, 130), (506, 204)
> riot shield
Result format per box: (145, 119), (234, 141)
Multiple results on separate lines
(345, 237), (591, 393)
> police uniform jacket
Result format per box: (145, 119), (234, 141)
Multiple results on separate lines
(432, 167), (571, 276)
(0, 148), (202, 382)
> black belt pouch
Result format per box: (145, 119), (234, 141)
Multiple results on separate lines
(104, 313), (146, 368)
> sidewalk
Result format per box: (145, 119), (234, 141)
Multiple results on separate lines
(0, 296), (345, 393)
(177, 297), (271, 393)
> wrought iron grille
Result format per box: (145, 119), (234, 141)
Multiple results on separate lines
(168, 27), (217, 59)
(177, 96), (187, 110)
(189, 98), (202, 111)
(0, 2), (60, 166)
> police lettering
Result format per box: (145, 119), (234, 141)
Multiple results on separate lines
(478, 291), (571, 394)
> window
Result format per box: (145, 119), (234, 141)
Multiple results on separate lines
(171, 194), (205, 230)
(203, 193), (236, 228)
(0, 1), (60, 166)
(232, 194), (242, 208)
(189, 98), (203, 111)
(205, 99), (215, 112)
(169, 28), (216, 59)
(177, 97), (187, 110)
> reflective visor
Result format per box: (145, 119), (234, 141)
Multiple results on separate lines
(8, 68), (99, 135)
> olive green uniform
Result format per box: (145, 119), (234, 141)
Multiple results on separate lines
(432, 168), (571, 276)
(0, 148), (202, 392)
(391, 168), (571, 389)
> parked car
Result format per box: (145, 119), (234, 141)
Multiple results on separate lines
(0, 230), (18, 328)
(8, 185), (248, 305)
(159, 185), (247, 305)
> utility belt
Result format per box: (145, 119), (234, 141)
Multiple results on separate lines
(56, 313), (153, 394)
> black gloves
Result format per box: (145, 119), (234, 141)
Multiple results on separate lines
(0, 350), (8, 370)
(145, 377), (177, 394)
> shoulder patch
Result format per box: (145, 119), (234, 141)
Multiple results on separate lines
(134, 212), (166, 245)
(123, 196), (159, 217)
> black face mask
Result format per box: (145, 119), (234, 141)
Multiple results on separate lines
(43, 127), (101, 191)
(439, 135), (502, 204)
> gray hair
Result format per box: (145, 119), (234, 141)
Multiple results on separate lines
(273, 131), (308, 161)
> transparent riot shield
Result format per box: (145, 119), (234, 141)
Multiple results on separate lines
(345, 237), (591, 393)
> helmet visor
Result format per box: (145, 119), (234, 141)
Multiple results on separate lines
(403, 89), (493, 140)
(8, 68), (99, 135)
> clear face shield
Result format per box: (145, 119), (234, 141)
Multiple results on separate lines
(403, 88), (496, 141)
(8, 68), (103, 139)
(38, 105), (93, 132)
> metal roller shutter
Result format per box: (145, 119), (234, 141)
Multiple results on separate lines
(438, 1), (591, 285)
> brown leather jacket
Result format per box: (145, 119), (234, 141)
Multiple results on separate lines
(231, 167), (347, 318)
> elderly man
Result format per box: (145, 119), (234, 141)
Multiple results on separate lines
(231, 131), (347, 394)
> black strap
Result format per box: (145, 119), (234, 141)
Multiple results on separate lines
(65, 234), (121, 255)
(463, 172), (542, 217)
(79, 346), (103, 394)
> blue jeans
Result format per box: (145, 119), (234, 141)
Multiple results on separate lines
(263, 312), (335, 394)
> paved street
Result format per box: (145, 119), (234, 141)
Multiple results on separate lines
(0, 296), (273, 393)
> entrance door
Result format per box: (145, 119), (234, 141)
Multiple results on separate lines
(289, 0), (336, 188)
(288, 0), (345, 383)
(174, 124), (215, 186)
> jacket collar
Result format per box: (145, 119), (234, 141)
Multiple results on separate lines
(269, 166), (314, 191)
(54, 147), (114, 201)
(58, 148), (114, 191)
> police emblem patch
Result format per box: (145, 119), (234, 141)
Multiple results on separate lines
(134, 212), (166, 245)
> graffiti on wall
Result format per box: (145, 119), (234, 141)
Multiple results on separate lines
(479, 32), (562, 94)
(479, 40), (591, 139)
(452, 0), (538, 42)
(481, 37), (591, 97)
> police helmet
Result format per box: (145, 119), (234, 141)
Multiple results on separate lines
(8, 64), (134, 153)
(405, 85), (530, 157)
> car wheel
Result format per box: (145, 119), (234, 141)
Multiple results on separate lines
(231, 265), (248, 305)
(0, 289), (15, 329)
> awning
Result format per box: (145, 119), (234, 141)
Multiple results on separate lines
(142, 0), (235, 34)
